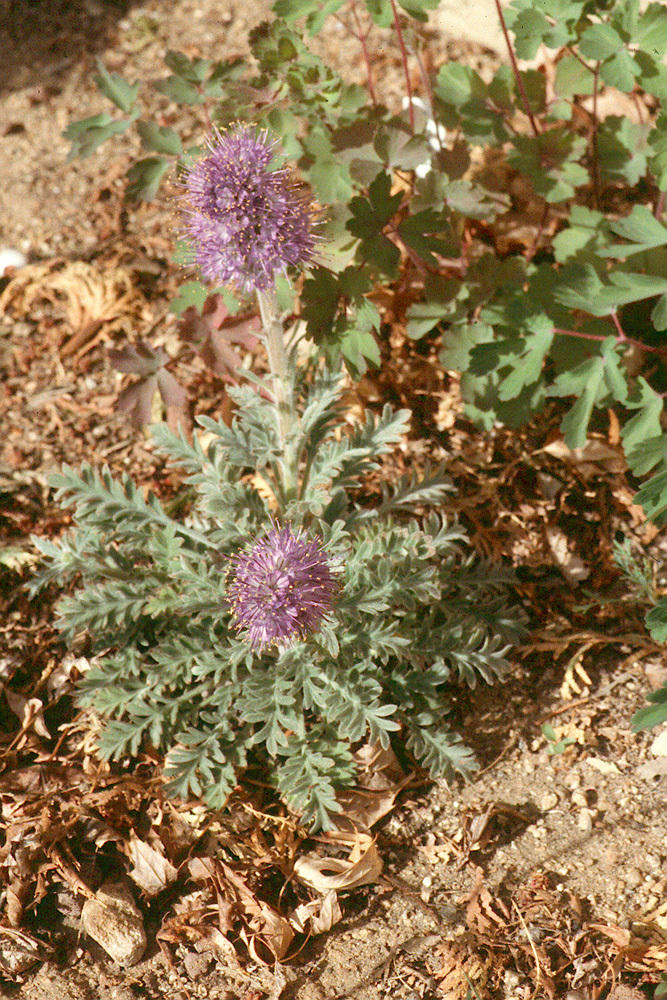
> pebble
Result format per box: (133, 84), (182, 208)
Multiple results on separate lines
(0, 248), (26, 274)
(81, 879), (147, 967)
(541, 791), (559, 810)
(577, 808), (594, 834)
(622, 868), (644, 889)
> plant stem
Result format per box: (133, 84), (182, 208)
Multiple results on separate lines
(591, 62), (601, 208)
(349, 1), (378, 106)
(553, 325), (667, 361)
(257, 289), (297, 498)
(389, 0), (414, 132)
(493, 0), (540, 137)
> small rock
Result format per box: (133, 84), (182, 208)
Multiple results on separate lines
(0, 248), (26, 275)
(182, 949), (213, 980)
(541, 791), (559, 811)
(623, 867), (642, 888)
(571, 789), (588, 808)
(577, 808), (594, 834)
(81, 879), (147, 967)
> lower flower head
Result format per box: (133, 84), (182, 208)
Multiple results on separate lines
(181, 125), (317, 294)
(226, 525), (339, 650)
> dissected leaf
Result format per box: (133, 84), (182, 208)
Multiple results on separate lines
(111, 342), (188, 428)
(93, 60), (140, 113)
(178, 294), (259, 380)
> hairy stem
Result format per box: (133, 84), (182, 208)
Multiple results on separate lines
(257, 289), (297, 499)
(493, 0), (539, 137)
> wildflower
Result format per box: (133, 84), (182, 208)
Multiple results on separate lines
(181, 124), (317, 293)
(227, 525), (338, 650)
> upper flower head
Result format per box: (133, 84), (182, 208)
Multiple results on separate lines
(226, 525), (339, 651)
(181, 125), (317, 294)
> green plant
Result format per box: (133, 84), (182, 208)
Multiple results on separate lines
(55, 0), (667, 793)
(32, 377), (522, 828)
(541, 722), (577, 755)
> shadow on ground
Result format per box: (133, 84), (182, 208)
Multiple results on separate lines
(0, 0), (144, 93)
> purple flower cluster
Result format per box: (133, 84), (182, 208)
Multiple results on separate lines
(182, 125), (317, 293)
(227, 525), (338, 650)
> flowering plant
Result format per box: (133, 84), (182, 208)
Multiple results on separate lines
(32, 121), (522, 826)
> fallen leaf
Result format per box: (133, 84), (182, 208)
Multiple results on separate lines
(650, 727), (667, 757)
(293, 832), (382, 891)
(545, 525), (590, 585)
(541, 437), (626, 475)
(0, 927), (50, 977)
(585, 756), (621, 775)
(290, 890), (342, 935)
(636, 757), (667, 779)
(188, 858), (294, 963)
(127, 836), (178, 896)
(4, 690), (50, 740)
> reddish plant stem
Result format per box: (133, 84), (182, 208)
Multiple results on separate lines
(493, 0), (539, 137)
(553, 326), (667, 361)
(525, 202), (550, 263)
(655, 191), (666, 221)
(610, 310), (626, 340)
(590, 62), (601, 208)
(389, 0), (414, 131)
(349, 1), (378, 106)
(564, 44), (595, 72)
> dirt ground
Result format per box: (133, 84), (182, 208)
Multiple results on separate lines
(1, 1), (667, 998)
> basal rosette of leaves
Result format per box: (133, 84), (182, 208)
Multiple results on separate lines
(32, 382), (522, 829)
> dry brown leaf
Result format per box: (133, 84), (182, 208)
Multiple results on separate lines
(0, 927), (50, 977)
(463, 866), (509, 937)
(545, 525), (590, 585)
(290, 889), (342, 935)
(0, 260), (138, 357)
(541, 437), (626, 476)
(432, 935), (493, 1000)
(239, 903), (294, 964)
(127, 835), (178, 897)
(4, 690), (50, 741)
(293, 832), (382, 891)
(335, 743), (411, 830)
(188, 858), (294, 963)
